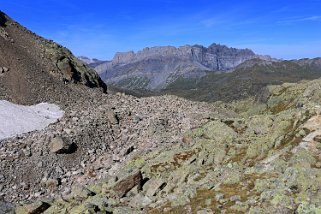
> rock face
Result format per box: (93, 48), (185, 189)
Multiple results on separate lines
(0, 11), (106, 105)
(112, 171), (143, 198)
(96, 44), (270, 89)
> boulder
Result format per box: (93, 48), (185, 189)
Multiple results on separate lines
(70, 185), (96, 202)
(143, 178), (167, 197)
(48, 136), (75, 154)
(3, 67), (9, 72)
(106, 110), (119, 125)
(112, 171), (143, 198)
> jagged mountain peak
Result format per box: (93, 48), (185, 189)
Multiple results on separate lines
(96, 43), (268, 90)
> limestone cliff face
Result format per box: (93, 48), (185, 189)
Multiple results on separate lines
(96, 44), (270, 89)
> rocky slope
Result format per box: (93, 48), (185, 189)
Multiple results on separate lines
(0, 91), (226, 211)
(8, 65), (321, 214)
(96, 44), (271, 90)
(0, 11), (106, 105)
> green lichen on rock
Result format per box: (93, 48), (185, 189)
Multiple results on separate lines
(20, 76), (321, 213)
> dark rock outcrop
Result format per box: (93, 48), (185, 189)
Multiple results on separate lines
(0, 11), (106, 105)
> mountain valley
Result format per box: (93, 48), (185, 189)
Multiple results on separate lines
(0, 9), (321, 214)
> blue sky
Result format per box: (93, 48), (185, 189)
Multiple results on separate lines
(2, 0), (321, 60)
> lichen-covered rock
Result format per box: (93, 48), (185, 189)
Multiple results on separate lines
(143, 178), (167, 197)
(111, 171), (143, 198)
(194, 120), (237, 143)
(16, 201), (50, 214)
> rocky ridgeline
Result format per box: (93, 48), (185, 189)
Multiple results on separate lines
(2, 74), (321, 213)
(0, 11), (106, 105)
(95, 44), (271, 90)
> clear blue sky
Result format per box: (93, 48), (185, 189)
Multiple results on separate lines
(2, 0), (321, 60)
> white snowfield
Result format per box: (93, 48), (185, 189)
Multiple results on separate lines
(0, 100), (64, 141)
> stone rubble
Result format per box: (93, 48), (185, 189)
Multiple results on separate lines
(6, 78), (321, 213)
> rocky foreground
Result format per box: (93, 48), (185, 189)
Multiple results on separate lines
(1, 77), (321, 214)
(0, 90), (230, 213)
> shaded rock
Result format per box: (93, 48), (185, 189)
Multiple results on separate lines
(2, 67), (9, 72)
(0, 67), (9, 74)
(48, 136), (75, 154)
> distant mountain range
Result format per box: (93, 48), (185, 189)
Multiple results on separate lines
(80, 45), (321, 103)
(78, 56), (105, 68)
(92, 44), (273, 90)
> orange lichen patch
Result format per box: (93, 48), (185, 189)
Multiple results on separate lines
(219, 183), (248, 202)
(269, 99), (295, 114)
(150, 163), (170, 173)
(173, 150), (195, 166)
(189, 189), (218, 212)
(312, 154), (321, 168)
(223, 120), (247, 134)
(148, 173), (279, 214)
(243, 173), (278, 188)
(282, 151), (294, 161)
(193, 172), (207, 182)
(151, 150), (196, 173)
(228, 149), (247, 163)
(148, 189), (219, 214)
(219, 173), (278, 201)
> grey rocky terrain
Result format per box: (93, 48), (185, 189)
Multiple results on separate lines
(96, 44), (272, 90)
(1, 10), (321, 214)
(0, 90), (227, 203)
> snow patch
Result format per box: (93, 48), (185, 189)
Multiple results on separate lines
(0, 100), (64, 141)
